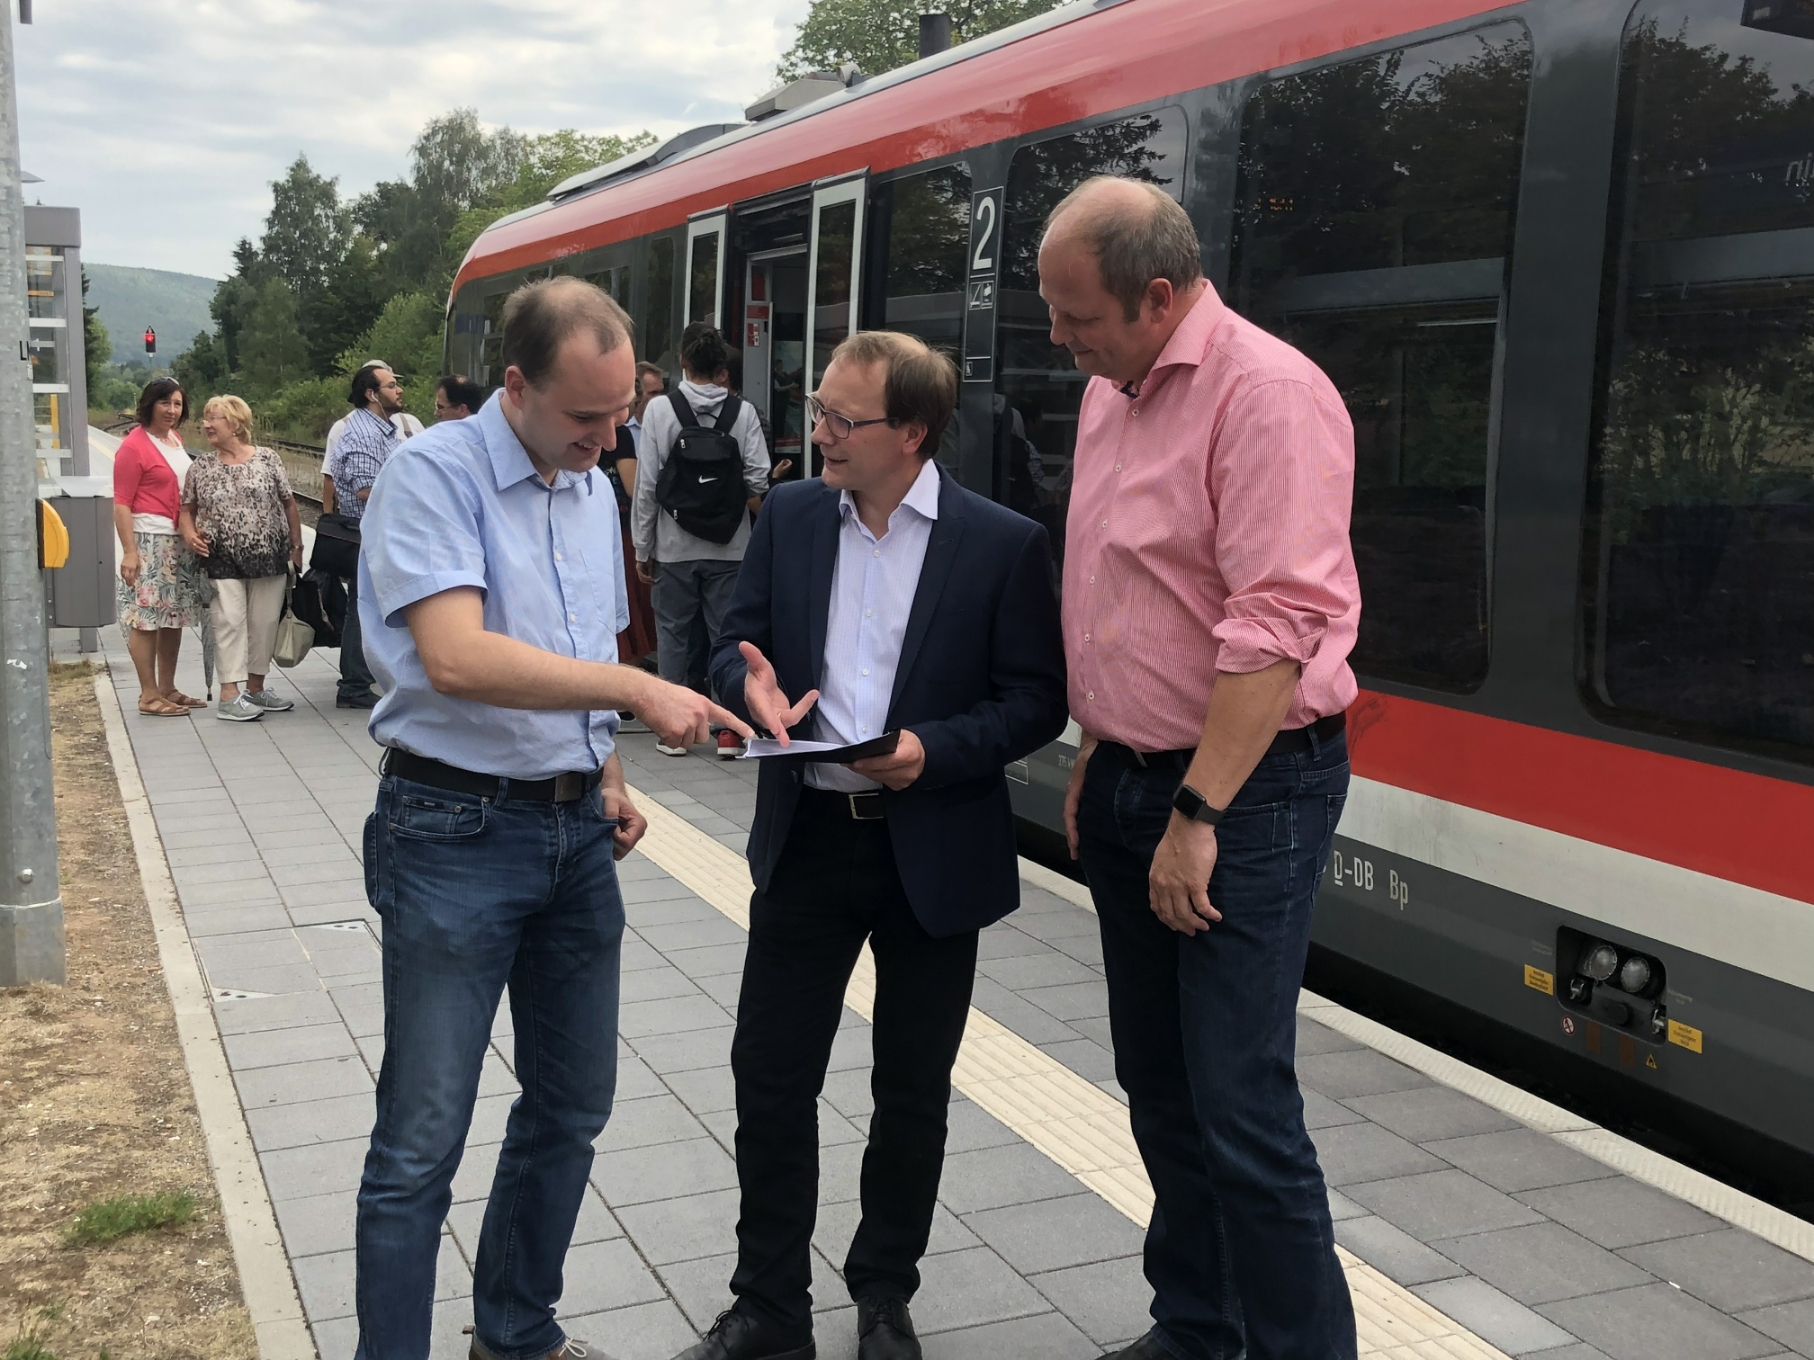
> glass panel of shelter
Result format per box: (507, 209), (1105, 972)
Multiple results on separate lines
(994, 108), (1188, 581)
(1230, 23), (1533, 693)
(1586, 0), (1814, 757)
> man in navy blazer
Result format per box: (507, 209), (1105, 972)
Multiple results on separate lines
(675, 332), (1066, 1360)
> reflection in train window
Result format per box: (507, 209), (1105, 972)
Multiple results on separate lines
(690, 231), (721, 326)
(1233, 25), (1532, 691)
(995, 109), (1186, 572)
(873, 163), (972, 464)
(1587, 0), (1814, 755)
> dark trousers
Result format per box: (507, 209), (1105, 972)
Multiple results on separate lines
(339, 564), (376, 700)
(1078, 733), (1356, 1360)
(729, 792), (979, 1336)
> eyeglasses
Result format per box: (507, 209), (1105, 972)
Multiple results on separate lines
(805, 394), (897, 441)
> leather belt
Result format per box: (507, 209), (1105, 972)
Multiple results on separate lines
(1100, 712), (1346, 772)
(799, 786), (887, 821)
(381, 749), (600, 803)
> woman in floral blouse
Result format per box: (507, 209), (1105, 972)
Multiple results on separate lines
(179, 395), (304, 722)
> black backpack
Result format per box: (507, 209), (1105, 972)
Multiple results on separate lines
(655, 391), (748, 544)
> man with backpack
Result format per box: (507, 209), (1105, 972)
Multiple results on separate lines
(632, 323), (770, 757)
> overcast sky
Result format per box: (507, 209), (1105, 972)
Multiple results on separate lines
(16, 0), (812, 279)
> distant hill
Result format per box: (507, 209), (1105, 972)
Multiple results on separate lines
(83, 263), (219, 365)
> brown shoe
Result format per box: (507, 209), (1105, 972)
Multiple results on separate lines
(466, 1325), (609, 1359)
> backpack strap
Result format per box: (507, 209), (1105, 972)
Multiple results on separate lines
(712, 394), (742, 434)
(667, 390), (701, 429)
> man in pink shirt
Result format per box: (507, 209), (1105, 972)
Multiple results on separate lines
(1041, 177), (1361, 1360)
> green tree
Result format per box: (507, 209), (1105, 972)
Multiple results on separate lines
(172, 331), (228, 406)
(261, 155), (351, 313)
(776, 0), (1061, 81)
(81, 267), (109, 405)
(304, 233), (386, 374)
(211, 238), (269, 374)
(238, 279), (311, 391)
(343, 290), (444, 381)
(444, 128), (657, 268)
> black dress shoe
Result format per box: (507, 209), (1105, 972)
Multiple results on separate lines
(670, 1309), (815, 1360)
(856, 1297), (921, 1360)
(1102, 1331), (1174, 1359)
(336, 691), (379, 709)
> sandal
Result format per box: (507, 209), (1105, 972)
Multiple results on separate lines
(138, 696), (190, 717)
(165, 691), (208, 708)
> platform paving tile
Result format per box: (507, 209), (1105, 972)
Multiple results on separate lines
(1343, 1083), (1523, 1143)
(1734, 1298), (1814, 1357)
(1310, 1118), (1448, 1186)
(1347, 1169), (1546, 1241)
(1437, 1222), (1656, 1305)
(1416, 1276), (1578, 1356)
(563, 1298), (702, 1360)
(1335, 1214), (1466, 1287)
(1518, 1174), (1726, 1250)
(1540, 1282), (1783, 1360)
(1620, 1230), (1814, 1314)
(962, 1192), (1147, 1275)
(1427, 1128), (1623, 1194)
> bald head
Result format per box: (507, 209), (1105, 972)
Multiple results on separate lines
(1042, 176), (1203, 322)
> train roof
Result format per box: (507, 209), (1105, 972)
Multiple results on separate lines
(452, 0), (1515, 295)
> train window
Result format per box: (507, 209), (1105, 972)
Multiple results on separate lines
(1586, 0), (1814, 755)
(995, 109), (1186, 562)
(645, 236), (677, 371)
(810, 199), (858, 388)
(1232, 24), (1533, 692)
(689, 230), (720, 326)
(875, 164), (972, 349)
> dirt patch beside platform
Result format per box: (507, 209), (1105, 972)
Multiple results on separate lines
(0, 663), (255, 1359)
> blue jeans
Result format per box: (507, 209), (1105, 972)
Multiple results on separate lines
(1078, 733), (1355, 1360)
(354, 775), (625, 1360)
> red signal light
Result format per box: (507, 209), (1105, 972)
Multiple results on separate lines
(143, 327), (156, 355)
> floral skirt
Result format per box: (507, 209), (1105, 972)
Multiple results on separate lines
(117, 531), (207, 634)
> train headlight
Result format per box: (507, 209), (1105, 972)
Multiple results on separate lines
(1581, 943), (1619, 982)
(1619, 955), (1653, 994)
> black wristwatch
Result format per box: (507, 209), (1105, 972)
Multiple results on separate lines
(1172, 783), (1225, 827)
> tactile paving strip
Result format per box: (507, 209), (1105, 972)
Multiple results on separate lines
(629, 788), (1513, 1359)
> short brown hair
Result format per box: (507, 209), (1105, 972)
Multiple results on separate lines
(1044, 176), (1204, 321)
(635, 360), (666, 389)
(501, 276), (633, 386)
(827, 331), (958, 457)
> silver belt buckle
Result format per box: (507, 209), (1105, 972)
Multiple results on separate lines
(848, 793), (884, 821)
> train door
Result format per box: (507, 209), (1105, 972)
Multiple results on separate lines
(805, 173), (867, 475)
(685, 210), (727, 328)
(743, 251), (810, 480)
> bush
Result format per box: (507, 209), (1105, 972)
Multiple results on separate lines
(251, 375), (348, 444)
(67, 1189), (195, 1245)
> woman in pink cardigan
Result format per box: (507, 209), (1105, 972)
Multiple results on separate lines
(113, 377), (207, 716)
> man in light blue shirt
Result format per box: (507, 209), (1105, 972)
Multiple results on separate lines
(352, 277), (748, 1360)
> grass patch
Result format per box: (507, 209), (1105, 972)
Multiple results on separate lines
(4, 1303), (66, 1360)
(67, 1190), (195, 1245)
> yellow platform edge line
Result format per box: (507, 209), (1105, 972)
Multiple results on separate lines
(627, 786), (1513, 1360)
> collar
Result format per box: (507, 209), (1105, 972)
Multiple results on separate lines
(838, 458), (942, 527)
(1119, 280), (1227, 400)
(476, 389), (588, 494)
(352, 405), (399, 438)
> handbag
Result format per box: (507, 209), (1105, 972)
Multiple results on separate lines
(310, 511), (362, 580)
(272, 569), (315, 668)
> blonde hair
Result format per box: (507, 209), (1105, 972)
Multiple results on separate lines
(828, 331), (959, 454)
(202, 394), (255, 443)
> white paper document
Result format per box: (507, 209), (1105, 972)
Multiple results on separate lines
(739, 731), (900, 762)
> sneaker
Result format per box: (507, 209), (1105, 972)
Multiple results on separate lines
(717, 730), (745, 760)
(655, 741), (689, 757)
(466, 1325), (604, 1360)
(216, 695), (263, 722)
(244, 690), (295, 712)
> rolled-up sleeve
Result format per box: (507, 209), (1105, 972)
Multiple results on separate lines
(1208, 378), (1357, 675)
(363, 446), (489, 627)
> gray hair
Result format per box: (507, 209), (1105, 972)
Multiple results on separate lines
(1043, 176), (1204, 321)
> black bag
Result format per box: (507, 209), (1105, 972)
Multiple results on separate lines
(310, 511), (361, 580)
(655, 392), (748, 545)
(291, 568), (345, 648)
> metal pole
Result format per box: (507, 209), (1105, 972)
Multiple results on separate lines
(0, 1), (63, 986)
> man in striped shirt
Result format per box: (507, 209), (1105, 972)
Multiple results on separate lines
(1040, 177), (1362, 1360)
(325, 364), (408, 708)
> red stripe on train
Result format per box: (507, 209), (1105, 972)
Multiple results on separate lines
(1347, 692), (1814, 906)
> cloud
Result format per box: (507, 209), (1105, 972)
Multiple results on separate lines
(18, 0), (812, 278)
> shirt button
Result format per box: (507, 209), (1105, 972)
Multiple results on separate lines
(567, 612), (576, 623)
(860, 725), (868, 734)
(1084, 633), (1091, 642)
(1100, 520), (1108, 529)
(861, 668), (870, 676)
(1086, 691), (1095, 701)
(1114, 463), (1122, 472)
(865, 609), (873, 618)
(872, 549), (880, 558)
(1132, 408), (1141, 417)
(555, 551), (564, 562)
(1089, 575), (1096, 584)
